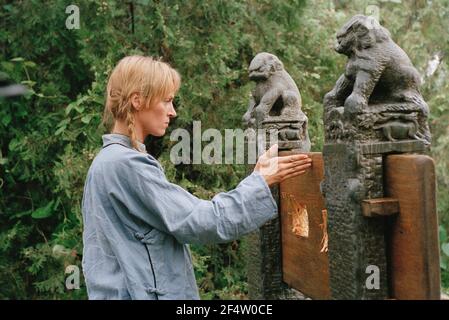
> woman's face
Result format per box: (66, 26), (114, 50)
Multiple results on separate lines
(135, 93), (177, 137)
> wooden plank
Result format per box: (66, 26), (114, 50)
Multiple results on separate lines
(279, 151), (331, 300)
(362, 198), (399, 217)
(385, 154), (441, 300)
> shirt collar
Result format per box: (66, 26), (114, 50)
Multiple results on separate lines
(102, 133), (147, 153)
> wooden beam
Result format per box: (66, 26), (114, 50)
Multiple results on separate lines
(279, 152), (331, 300)
(362, 198), (399, 217)
(385, 154), (440, 300)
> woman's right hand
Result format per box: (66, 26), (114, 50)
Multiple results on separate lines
(254, 144), (312, 187)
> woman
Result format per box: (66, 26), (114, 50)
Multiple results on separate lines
(81, 55), (312, 300)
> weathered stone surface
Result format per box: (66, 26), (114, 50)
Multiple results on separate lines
(322, 15), (431, 299)
(322, 144), (388, 299)
(245, 184), (284, 299)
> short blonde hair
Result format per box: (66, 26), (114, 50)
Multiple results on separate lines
(103, 55), (181, 151)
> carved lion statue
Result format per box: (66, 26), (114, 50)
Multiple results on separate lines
(242, 52), (302, 126)
(323, 15), (430, 144)
(242, 52), (311, 150)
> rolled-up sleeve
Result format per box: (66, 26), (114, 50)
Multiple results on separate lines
(104, 153), (278, 245)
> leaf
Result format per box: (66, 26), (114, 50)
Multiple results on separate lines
(441, 258), (447, 270)
(74, 104), (85, 113)
(65, 102), (76, 115)
(21, 80), (36, 87)
(8, 139), (20, 152)
(92, 96), (104, 105)
(3, 4), (13, 12)
(9, 209), (32, 219)
(10, 57), (25, 62)
(58, 118), (70, 127)
(55, 119), (70, 135)
(24, 61), (37, 68)
(1, 113), (11, 126)
(31, 201), (54, 219)
(1, 61), (14, 72)
(443, 243), (449, 257)
(440, 225), (448, 243)
(54, 126), (66, 136)
(81, 114), (92, 124)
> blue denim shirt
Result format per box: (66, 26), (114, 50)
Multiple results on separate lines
(81, 133), (278, 300)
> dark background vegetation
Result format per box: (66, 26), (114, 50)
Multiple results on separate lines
(1, 0), (448, 299)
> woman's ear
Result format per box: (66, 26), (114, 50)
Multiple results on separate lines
(130, 93), (141, 111)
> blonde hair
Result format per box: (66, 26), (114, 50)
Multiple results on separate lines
(103, 55), (181, 151)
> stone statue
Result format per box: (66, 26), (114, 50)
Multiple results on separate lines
(323, 15), (431, 146)
(243, 52), (310, 151)
(321, 15), (432, 299)
(243, 52), (311, 300)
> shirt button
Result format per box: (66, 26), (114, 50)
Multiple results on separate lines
(134, 232), (144, 240)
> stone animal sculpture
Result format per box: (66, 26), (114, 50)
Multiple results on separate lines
(243, 52), (310, 151)
(323, 15), (430, 145)
(243, 52), (302, 126)
(373, 121), (420, 142)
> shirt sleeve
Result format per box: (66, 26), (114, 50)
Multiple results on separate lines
(104, 152), (278, 245)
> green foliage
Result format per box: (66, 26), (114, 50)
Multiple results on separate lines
(1, 0), (448, 299)
(191, 241), (248, 300)
(440, 226), (449, 272)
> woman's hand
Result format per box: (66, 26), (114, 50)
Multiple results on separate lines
(254, 144), (312, 187)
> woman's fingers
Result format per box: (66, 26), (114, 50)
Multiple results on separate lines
(278, 162), (312, 182)
(264, 143), (278, 159)
(282, 163), (311, 176)
(260, 159), (310, 177)
(255, 151), (313, 186)
(280, 158), (312, 170)
(283, 165), (311, 179)
(278, 154), (309, 163)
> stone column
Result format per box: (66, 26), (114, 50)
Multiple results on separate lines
(242, 52), (311, 299)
